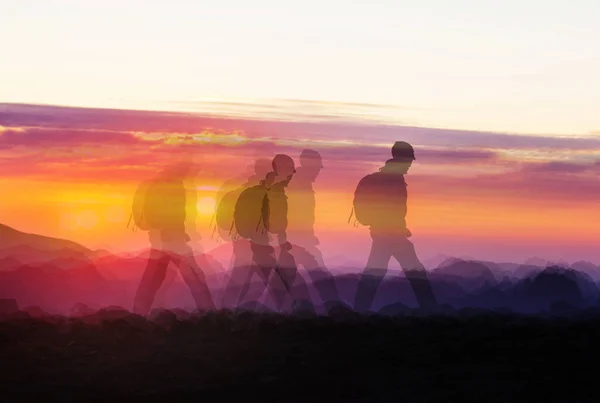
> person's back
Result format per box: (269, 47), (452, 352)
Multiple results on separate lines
(233, 162), (293, 247)
(215, 158), (271, 242)
(145, 174), (188, 241)
(215, 184), (250, 241)
(353, 159), (409, 234)
(232, 174), (271, 244)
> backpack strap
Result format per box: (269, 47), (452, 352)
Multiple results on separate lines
(127, 211), (141, 232)
(256, 199), (268, 235)
(210, 222), (217, 241)
(228, 220), (235, 238)
(257, 185), (269, 235)
(209, 212), (218, 240)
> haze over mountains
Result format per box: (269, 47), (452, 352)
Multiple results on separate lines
(1, 223), (600, 316)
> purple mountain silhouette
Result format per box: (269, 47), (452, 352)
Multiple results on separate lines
(0, 223), (91, 253)
(0, 223), (94, 268)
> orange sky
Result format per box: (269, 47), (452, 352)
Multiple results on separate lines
(1, 103), (599, 264)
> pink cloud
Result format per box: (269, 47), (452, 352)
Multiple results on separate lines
(1, 103), (599, 202)
(3, 103), (600, 152)
(0, 127), (141, 147)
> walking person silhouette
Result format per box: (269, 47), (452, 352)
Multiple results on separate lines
(231, 154), (304, 312)
(130, 159), (215, 316)
(215, 158), (272, 309)
(352, 142), (438, 313)
(286, 149), (342, 313)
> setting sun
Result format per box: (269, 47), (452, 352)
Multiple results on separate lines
(77, 210), (98, 229)
(197, 197), (216, 216)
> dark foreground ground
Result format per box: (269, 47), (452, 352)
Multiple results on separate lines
(2, 308), (600, 403)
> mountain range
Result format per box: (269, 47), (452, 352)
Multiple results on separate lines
(1, 223), (600, 316)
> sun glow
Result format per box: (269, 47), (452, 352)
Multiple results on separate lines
(76, 210), (98, 229)
(197, 197), (216, 216)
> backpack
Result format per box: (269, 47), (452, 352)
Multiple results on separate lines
(128, 179), (184, 232)
(350, 171), (392, 226)
(214, 186), (246, 239)
(233, 184), (270, 239)
(128, 180), (153, 231)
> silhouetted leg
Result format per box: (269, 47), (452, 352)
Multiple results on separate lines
(391, 238), (438, 311)
(222, 240), (255, 308)
(300, 240), (340, 308)
(153, 266), (178, 308)
(292, 245), (339, 311)
(196, 253), (224, 309)
(288, 271), (314, 312)
(250, 243), (288, 311)
(133, 250), (171, 316)
(223, 264), (251, 308)
(232, 239), (253, 268)
(311, 247), (327, 270)
(235, 264), (266, 307)
(234, 240), (274, 308)
(275, 248), (304, 312)
(168, 244), (215, 311)
(354, 238), (392, 313)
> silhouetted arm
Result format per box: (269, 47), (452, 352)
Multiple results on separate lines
(267, 188), (289, 246)
(185, 182), (200, 242)
(398, 178), (410, 236)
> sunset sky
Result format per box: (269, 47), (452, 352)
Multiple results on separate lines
(1, 1), (599, 265)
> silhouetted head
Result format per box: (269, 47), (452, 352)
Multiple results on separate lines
(391, 141), (416, 161)
(254, 158), (272, 178)
(263, 171), (277, 187)
(299, 149), (323, 181)
(272, 154), (296, 182)
(388, 141), (416, 174)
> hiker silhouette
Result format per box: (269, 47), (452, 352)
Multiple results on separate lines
(224, 154), (308, 312)
(216, 158), (272, 309)
(130, 159), (215, 316)
(286, 149), (342, 313)
(352, 141), (438, 313)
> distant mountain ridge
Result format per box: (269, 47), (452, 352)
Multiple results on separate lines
(0, 223), (91, 254)
(2, 222), (600, 316)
